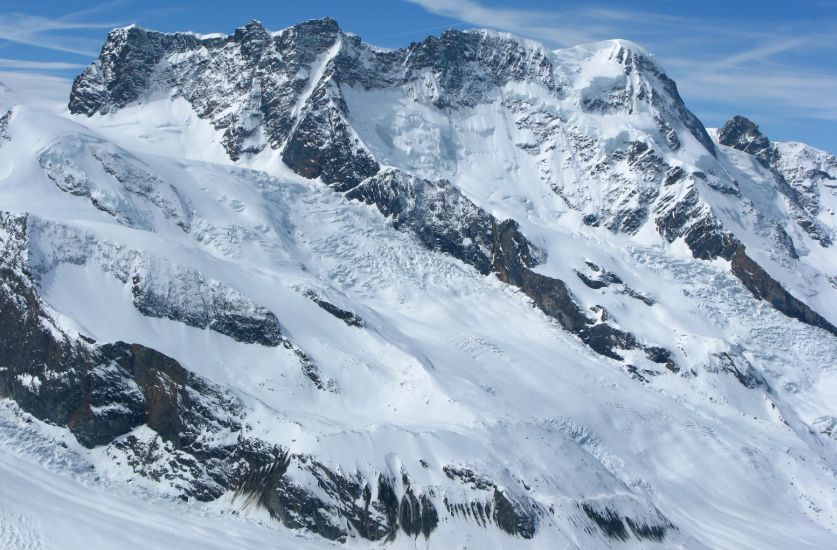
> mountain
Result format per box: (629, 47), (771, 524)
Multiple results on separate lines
(1, 18), (836, 549)
(717, 115), (837, 245)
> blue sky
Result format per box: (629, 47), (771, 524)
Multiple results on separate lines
(0, 0), (835, 152)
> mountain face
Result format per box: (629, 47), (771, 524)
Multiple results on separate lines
(718, 115), (836, 246)
(1, 18), (837, 549)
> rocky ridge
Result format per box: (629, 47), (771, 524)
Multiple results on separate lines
(0, 16), (833, 549)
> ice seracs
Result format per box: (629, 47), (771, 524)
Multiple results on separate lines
(0, 17), (836, 550)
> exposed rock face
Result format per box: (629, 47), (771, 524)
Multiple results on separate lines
(128, 265), (284, 346)
(713, 351), (769, 390)
(347, 169), (501, 275)
(0, 109), (11, 142)
(772, 140), (837, 219)
(730, 245), (837, 336)
(718, 116), (773, 165)
(655, 177), (740, 260)
(27, 220), (284, 347)
(232, 454), (442, 542)
(70, 18), (376, 170)
(491, 488), (539, 538)
(492, 220), (673, 364)
(441, 466), (541, 538)
(719, 115), (833, 246)
(581, 502), (673, 543)
(337, 28), (558, 110)
(39, 137), (191, 231)
(576, 261), (655, 305)
(303, 289), (364, 327)
(0, 212), (281, 500)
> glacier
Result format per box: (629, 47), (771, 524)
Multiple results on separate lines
(0, 17), (836, 549)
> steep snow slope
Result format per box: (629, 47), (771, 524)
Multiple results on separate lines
(0, 17), (836, 550)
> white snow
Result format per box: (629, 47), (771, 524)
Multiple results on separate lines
(0, 25), (835, 549)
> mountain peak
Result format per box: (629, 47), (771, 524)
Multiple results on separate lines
(607, 38), (670, 79)
(110, 23), (144, 33)
(284, 16), (341, 37)
(563, 38), (661, 70)
(721, 115), (762, 136)
(608, 38), (655, 60)
(718, 115), (772, 163)
(239, 19), (266, 31)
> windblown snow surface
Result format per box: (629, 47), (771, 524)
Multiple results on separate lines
(1, 21), (837, 550)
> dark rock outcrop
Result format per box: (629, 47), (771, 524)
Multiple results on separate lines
(581, 502), (674, 543)
(303, 289), (364, 328)
(399, 485), (439, 538)
(576, 262), (655, 305)
(719, 115), (832, 246)
(714, 352), (769, 390)
(656, 184), (837, 337)
(234, 456), (439, 542)
(655, 182), (739, 261)
(280, 78), (379, 188)
(492, 488), (538, 539)
(129, 270), (285, 347)
(347, 169), (499, 274)
(442, 465), (540, 538)
(718, 116), (772, 165)
(492, 219), (673, 364)
(0, 108), (11, 142)
(0, 212), (280, 499)
(730, 245), (837, 336)
(443, 465), (495, 491)
(70, 19), (354, 164)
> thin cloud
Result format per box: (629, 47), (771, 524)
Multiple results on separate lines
(0, 58), (86, 70)
(0, 4), (125, 57)
(60, 1), (129, 21)
(366, 22), (469, 42)
(406, 0), (837, 124)
(707, 38), (809, 70)
(677, 68), (837, 122)
(0, 2), (192, 58)
(404, 0), (611, 46)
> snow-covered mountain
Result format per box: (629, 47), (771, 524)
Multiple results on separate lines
(1, 18), (837, 549)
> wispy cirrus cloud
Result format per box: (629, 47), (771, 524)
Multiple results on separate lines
(0, 2), (126, 56)
(404, 0), (695, 46)
(404, 0), (610, 46)
(703, 38), (808, 70)
(0, 58), (87, 71)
